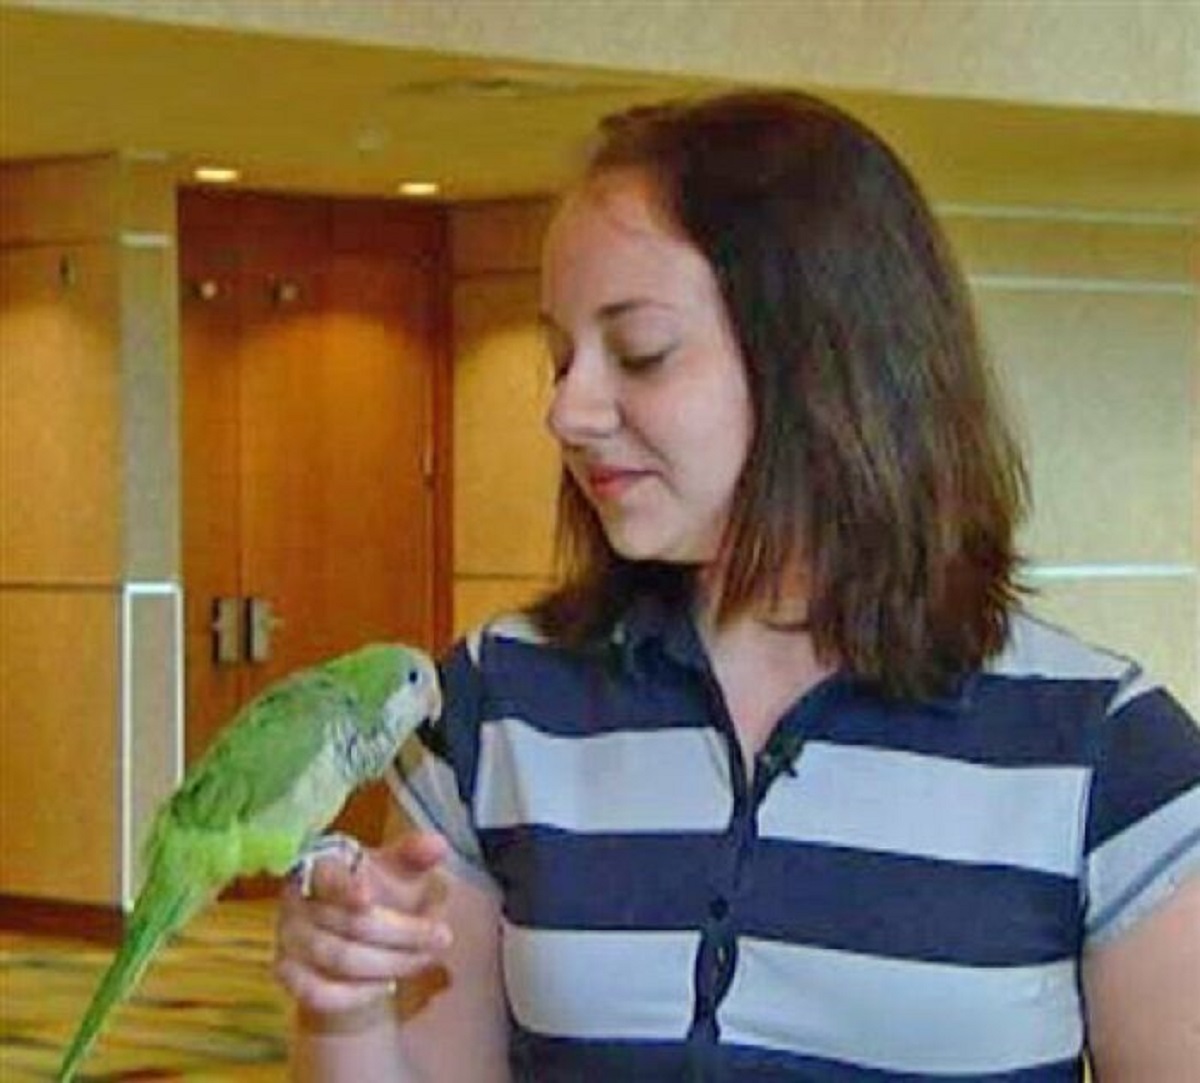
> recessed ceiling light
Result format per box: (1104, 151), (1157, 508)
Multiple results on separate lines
(397, 181), (440, 197)
(193, 166), (240, 184)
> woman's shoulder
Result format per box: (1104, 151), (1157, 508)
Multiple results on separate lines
(984, 608), (1155, 714)
(451, 593), (645, 671)
(452, 610), (555, 667)
(981, 609), (1199, 790)
(967, 608), (1200, 778)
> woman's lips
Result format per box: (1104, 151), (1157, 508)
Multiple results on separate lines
(582, 464), (651, 502)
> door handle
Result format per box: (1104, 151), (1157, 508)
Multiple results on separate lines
(246, 596), (284, 663)
(210, 597), (242, 665)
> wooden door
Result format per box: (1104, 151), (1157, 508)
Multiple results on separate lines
(180, 190), (448, 861)
(180, 213), (245, 767)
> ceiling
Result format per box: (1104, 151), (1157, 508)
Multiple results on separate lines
(2, 4), (1198, 212)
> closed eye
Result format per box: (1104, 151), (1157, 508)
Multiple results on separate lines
(617, 348), (672, 373)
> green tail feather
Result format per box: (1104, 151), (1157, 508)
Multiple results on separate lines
(57, 871), (209, 1082)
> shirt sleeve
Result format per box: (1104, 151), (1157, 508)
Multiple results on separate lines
(1082, 669), (1200, 947)
(387, 633), (500, 896)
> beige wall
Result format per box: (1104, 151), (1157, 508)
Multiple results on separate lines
(948, 211), (1198, 712)
(449, 201), (558, 634)
(4, 162), (1193, 915)
(449, 200), (1199, 715)
(0, 155), (181, 907)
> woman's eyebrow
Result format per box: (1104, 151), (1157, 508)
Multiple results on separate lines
(597, 299), (673, 320)
(538, 299), (676, 331)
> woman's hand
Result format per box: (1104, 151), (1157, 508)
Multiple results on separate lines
(275, 831), (455, 1018)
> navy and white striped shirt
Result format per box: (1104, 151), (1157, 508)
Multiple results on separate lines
(390, 599), (1200, 1081)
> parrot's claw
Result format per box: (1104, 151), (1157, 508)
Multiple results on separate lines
(289, 833), (363, 899)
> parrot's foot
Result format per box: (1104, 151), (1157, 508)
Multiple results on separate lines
(289, 833), (363, 899)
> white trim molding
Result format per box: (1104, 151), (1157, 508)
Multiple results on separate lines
(1025, 563), (1198, 582)
(119, 580), (184, 910)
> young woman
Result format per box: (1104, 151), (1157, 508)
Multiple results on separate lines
(275, 91), (1200, 1081)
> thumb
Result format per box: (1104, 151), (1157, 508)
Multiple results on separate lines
(376, 830), (450, 879)
(364, 831), (450, 915)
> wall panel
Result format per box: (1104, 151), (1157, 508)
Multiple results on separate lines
(963, 217), (1197, 714)
(0, 243), (122, 584)
(451, 253), (558, 600)
(0, 588), (119, 903)
(945, 213), (1194, 283)
(125, 586), (183, 894)
(120, 233), (180, 582)
(453, 576), (553, 640)
(979, 289), (1193, 566)
(451, 200), (555, 276)
(0, 154), (182, 909)
(0, 156), (118, 244)
(449, 201), (559, 633)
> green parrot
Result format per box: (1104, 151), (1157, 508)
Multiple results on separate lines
(57, 641), (441, 1082)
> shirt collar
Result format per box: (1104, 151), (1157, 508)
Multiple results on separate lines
(614, 592), (706, 676)
(613, 592), (975, 715)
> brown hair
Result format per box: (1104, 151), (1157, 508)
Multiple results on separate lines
(532, 90), (1028, 700)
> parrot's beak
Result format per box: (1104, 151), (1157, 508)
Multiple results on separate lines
(427, 673), (443, 724)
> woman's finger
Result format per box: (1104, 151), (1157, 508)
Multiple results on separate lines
(287, 925), (441, 983)
(300, 849), (374, 910)
(363, 833), (451, 913)
(273, 836), (455, 1014)
(274, 954), (402, 1016)
(280, 905), (451, 973)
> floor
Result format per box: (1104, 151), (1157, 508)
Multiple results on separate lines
(0, 901), (290, 1081)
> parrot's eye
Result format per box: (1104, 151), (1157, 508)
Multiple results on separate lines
(407, 669), (420, 685)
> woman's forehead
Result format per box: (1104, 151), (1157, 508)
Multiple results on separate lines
(549, 169), (679, 244)
(543, 172), (711, 296)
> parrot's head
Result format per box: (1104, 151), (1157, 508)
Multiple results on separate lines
(323, 643), (442, 777)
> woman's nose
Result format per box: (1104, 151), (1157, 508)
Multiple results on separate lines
(546, 353), (620, 444)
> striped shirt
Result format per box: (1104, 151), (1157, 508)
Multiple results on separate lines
(389, 599), (1200, 1081)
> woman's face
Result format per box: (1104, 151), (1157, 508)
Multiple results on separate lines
(541, 170), (753, 566)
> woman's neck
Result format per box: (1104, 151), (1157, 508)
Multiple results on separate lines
(692, 558), (813, 636)
(693, 585), (837, 764)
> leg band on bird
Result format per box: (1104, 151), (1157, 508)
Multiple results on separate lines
(288, 833), (364, 898)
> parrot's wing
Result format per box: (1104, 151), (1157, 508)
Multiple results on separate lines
(158, 672), (349, 837)
(58, 673), (358, 1083)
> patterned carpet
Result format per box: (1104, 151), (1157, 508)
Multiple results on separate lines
(0, 901), (289, 1081)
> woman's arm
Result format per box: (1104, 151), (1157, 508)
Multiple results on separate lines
(1082, 873), (1200, 1081)
(281, 809), (511, 1082)
(290, 861), (509, 1082)
(394, 860), (510, 1082)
